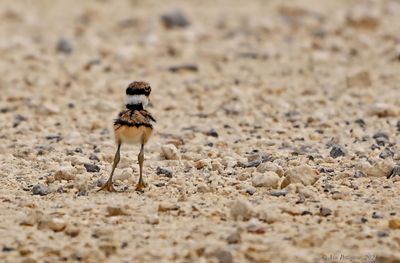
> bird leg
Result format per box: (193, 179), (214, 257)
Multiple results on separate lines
(136, 143), (146, 191)
(98, 143), (121, 192)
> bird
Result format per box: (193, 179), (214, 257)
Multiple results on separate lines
(98, 81), (156, 192)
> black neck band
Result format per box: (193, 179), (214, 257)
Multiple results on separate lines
(126, 104), (143, 111)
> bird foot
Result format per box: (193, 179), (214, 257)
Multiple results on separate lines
(97, 180), (118, 192)
(135, 181), (147, 192)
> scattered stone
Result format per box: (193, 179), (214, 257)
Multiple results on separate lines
(56, 38), (73, 54)
(226, 231), (241, 244)
(32, 184), (50, 196)
(257, 207), (281, 223)
(329, 144), (347, 158)
(230, 199), (254, 221)
(194, 159), (210, 170)
(206, 128), (219, 138)
(167, 64), (198, 73)
(377, 231), (389, 238)
(245, 187), (256, 195)
(158, 202), (180, 212)
(372, 211), (383, 219)
(368, 103), (398, 118)
(256, 162), (284, 176)
(20, 213), (37, 226)
(89, 154), (100, 162)
(54, 167), (77, 181)
(211, 248), (233, 263)
(281, 165), (320, 188)
(64, 224), (80, 237)
(379, 148), (394, 159)
(320, 207), (332, 217)
(388, 165), (400, 179)
(84, 163), (100, 173)
(357, 160), (394, 177)
(156, 166), (173, 178)
(246, 218), (266, 234)
(161, 144), (180, 160)
(38, 217), (66, 232)
(269, 190), (287, 197)
(161, 9), (190, 29)
(252, 171), (280, 188)
(388, 219), (400, 229)
(373, 132), (389, 146)
(145, 215), (160, 225)
(107, 206), (129, 216)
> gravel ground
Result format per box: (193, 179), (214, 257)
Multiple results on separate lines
(1, 0), (400, 262)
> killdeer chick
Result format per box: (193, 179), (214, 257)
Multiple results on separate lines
(98, 81), (156, 192)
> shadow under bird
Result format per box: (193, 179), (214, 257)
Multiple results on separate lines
(98, 81), (156, 192)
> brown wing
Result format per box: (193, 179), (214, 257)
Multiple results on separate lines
(114, 109), (155, 130)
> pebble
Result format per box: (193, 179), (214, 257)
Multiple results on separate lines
(269, 190), (287, 197)
(320, 207), (332, 217)
(64, 224), (80, 237)
(84, 163), (100, 173)
(56, 38), (73, 54)
(372, 211), (383, 219)
(388, 219), (400, 229)
(252, 171), (280, 188)
(329, 144), (347, 158)
(246, 218), (266, 234)
(230, 199), (254, 221)
(388, 165), (400, 178)
(107, 206), (129, 216)
(226, 230), (241, 244)
(145, 215), (160, 225)
(20, 213), (37, 226)
(206, 128), (219, 138)
(89, 154), (100, 162)
(357, 160), (394, 177)
(256, 162), (284, 176)
(379, 148), (394, 159)
(54, 167), (77, 181)
(211, 248), (233, 263)
(38, 217), (66, 232)
(32, 184), (50, 196)
(373, 132), (389, 146)
(161, 9), (190, 29)
(368, 103), (398, 117)
(281, 165), (320, 188)
(161, 144), (180, 160)
(156, 166), (173, 178)
(158, 202), (180, 212)
(257, 207), (281, 223)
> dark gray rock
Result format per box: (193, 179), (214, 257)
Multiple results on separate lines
(161, 9), (190, 29)
(388, 165), (400, 179)
(206, 128), (219, 138)
(89, 154), (100, 162)
(329, 144), (347, 158)
(373, 132), (389, 146)
(379, 148), (394, 159)
(156, 167), (173, 178)
(372, 211), (383, 219)
(320, 207), (332, 217)
(84, 163), (100, 173)
(211, 248), (233, 263)
(32, 184), (50, 196)
(56, 38), (73, 54)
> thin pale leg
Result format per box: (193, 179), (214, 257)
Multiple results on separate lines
(98, 143), (121, 192)
(136, 143), (146, 191)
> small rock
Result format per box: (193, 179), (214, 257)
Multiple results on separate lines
(206, 128), (219, 138)
(329, 144), (347, 158)
(54, 167), (77, 181)
(161, 9), (190, 29)
(257, 207), (281, 223)
(20, 213), (37, 226)
(226, 231), (241, 244)
(156, 166), (173, 178)
(194, 159), (210, 170)
(56, 38), (73, 54)
(161, 144), (180, 160)
(269, 190), (287, 197)
(89, 154), (100, 162)
(368, 103), (398, 118)
(107, 206), (129, 216)
(167, 64), (198, 73)
(372, 211), (383, 219)
(245, 187), (256, 195)
(388, 165), (400, 179)
(373, 132), (389, 146)
(64, 224), (80, 237)
(84, 163), (100, 173)
(230, 199), (254, 221)
(32, 184), (50, 196)
(246, 218), (266, 234)
(379, 148), (394, 159)
(377, 231), (389, 238)
(320, 207), (332, 217)
(256, 162), (284, 176)
(281, 165), (320, 188)
(252, 172), (280, 188)
(388, 219), (400, 229)
(38, 217), (66, 232)
(358, 160), (394, 177)
(145, 215), (159, 225)
(211, 248), (233, 263)
(354, 171), (366, 178)
(158, 202), (180, 212)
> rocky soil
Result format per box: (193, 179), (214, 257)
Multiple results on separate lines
(1, 0), (400, 262)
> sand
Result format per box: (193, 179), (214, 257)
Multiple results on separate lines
(1, 0), (400, 262)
